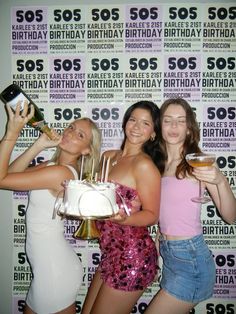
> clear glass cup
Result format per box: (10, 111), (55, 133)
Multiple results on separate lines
(186, 153), (216, 203)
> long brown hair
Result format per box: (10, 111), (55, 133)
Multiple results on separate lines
(156, 98), (201, 178)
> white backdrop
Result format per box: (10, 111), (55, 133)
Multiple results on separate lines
(0, 1), (235, 313)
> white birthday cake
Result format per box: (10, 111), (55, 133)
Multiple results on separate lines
(59, 180), (119, 218)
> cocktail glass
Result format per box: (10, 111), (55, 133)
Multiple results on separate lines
(185, 153), (216, 203)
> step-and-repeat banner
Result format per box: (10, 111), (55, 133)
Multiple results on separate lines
(9, 3), (236, 314)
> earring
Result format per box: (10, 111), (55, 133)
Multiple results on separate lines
(150, 135), (155, 142)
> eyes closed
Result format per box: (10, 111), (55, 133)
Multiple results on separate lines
(163, 117), (186, 125)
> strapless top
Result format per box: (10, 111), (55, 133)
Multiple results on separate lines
(113, 181), (141, 215)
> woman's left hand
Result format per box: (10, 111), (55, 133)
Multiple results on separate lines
(192, 164), (224, 185)
(35, 129), (62, 149)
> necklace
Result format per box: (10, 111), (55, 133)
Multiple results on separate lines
(111, 152), (141, 167)
(111, 160), (118, 167)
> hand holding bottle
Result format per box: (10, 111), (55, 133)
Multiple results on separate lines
(5, 101), (35, 139)
(0, 83), (53, 139)
(5, 100), (61, 148)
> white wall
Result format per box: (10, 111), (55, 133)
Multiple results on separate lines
(0, 0), (223, 313)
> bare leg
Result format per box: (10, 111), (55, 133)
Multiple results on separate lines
(81, 270), (103, 314)
(23, 304), (36, 314)
(90, 282), (144, 314)
(56, 302), (77, 314)
(145, 289), (195, 314)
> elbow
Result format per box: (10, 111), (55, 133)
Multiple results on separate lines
(147, 220), (158, 227)
(0, 183), (7, 190)
(225, 216), (236, 225)
(0, 177), (9, 189)
(148, 212), (159, 226)
(222, 212), (236, 225)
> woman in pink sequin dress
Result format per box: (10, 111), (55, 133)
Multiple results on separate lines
(82, 101), (161, 314)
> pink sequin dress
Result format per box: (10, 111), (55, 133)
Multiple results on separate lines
(96, 182), (158, 291)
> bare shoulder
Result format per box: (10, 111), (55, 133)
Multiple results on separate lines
(18, 163), (77, 192)
(134, 153), (157, 167)
(36, 163), (76, 181)
(103, 149), (121, 159)
(135, 153), (158, 171)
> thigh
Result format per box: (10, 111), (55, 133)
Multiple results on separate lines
(81, 270), (103, 314)
(91, 282), (144, 314)
(23, 304), (36, 314)
(145, 289), (195, 314)
(55, 303), (76, 314)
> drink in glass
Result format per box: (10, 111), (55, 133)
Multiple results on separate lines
(186, 153), (216, 203)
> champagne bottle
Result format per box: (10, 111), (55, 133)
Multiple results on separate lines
(0, 83), (53, 139)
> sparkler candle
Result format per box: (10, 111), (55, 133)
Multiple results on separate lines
(91, 158), (95, 181)
(104, 157), (110, 182)
(101, 156), (106, 182)
(79, 155), (85, 180)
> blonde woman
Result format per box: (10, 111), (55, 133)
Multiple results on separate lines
(0, 102), (101, 314)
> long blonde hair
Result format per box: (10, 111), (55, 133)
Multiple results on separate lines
(51, 118), (101, 177)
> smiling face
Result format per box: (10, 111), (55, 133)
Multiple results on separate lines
(125, 108), (156, 146)
(161, 104), (188, 147)
(59, 119), (92, 157)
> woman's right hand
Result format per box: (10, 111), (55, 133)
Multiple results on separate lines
(6, 101), (61, 148)
(5, 101), (34, 138)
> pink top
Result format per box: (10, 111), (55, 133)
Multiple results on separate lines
(159, 177), (202, 236)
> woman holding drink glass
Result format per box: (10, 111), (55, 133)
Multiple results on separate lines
(145, 98), (236, 314)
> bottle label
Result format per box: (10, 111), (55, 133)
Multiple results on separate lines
(7, 93), (30, 111)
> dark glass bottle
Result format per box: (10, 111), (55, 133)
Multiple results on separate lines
(0, 83), (52, 138)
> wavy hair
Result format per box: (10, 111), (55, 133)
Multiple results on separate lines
(156, 98), (201, 178)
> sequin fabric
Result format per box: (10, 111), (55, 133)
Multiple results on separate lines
(96, 183), (158, 291)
